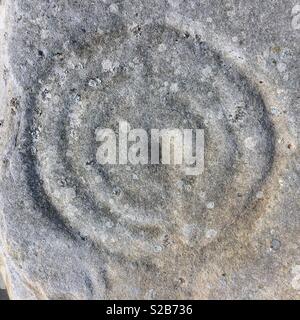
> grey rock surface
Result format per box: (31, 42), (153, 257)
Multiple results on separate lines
(0, 0), (299, 299)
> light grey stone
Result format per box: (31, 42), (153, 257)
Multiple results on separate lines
(0, 272), (5, 290)
(0, 0), (299, 299)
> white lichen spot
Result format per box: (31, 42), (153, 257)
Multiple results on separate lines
(206, 202), (215, 209)
(154, 245), (163, 253)
(232, 36), (238, 43)
(227, 11), (236, 18)
(67, 61), (76, 70)
(184, 184), (192, 192)
(74, 94), (81, 103)
(41, 29), (50, 40)
(88, 79), (97, 87)
(75, 63), (84, 70)
(199, 192), (206, 200)
(97, 27), (104, 35)
(217, 110), (224, 120)
(167, 0), (182, 8)
(244, 137), (257, 150)
(170, 82), (179, 93)
(66, 150), (72, 158)
(206, 17), (213, 23)
(176, 180), (184, 190)
(102, 59), (118, 72)
(256, 191), (264, 199)
(65, 205), (80, 219)
(105, 221), (114, 229)
(158, 43), (167, 52)
(70, 111), (82, 128)
(270, 107), (280, 116)
(53, 95), (60, 104)
(263, 49), (269, 59)
(202, 65), (212, 78)
(182, 224), (196, 241)
(278, 178), (284, 187)
(88, 78), (101, 87)
(109, 3), (119, 14)
(277, 62), (287, 73)
(102, 59), (112, 72)
(60, 187), (76, 203)
(42, 90), (52, 101)
(205, 229), (218, 239)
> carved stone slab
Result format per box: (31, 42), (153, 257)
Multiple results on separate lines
(0, 0), (299, 299)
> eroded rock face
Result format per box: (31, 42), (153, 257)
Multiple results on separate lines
(0, 0), (299, 299)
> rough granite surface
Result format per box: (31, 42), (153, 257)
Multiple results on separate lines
(0, 0), (299, 299)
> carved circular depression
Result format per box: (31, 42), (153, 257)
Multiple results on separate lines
(33, 24), (274, 258)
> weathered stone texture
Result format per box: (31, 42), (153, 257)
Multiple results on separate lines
(0, 0), (299, 299)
